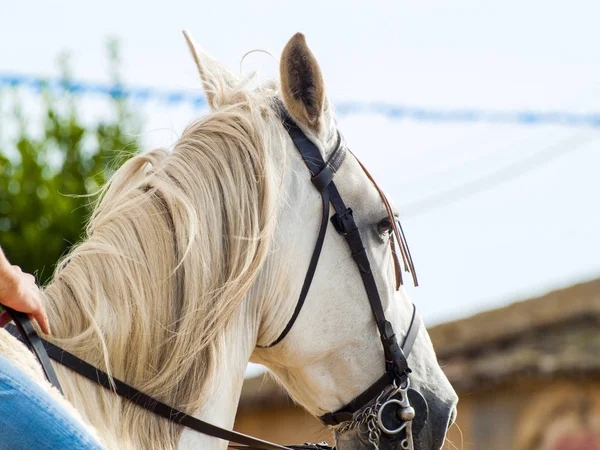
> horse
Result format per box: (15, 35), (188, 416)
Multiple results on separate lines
(0, 31), (458, 450)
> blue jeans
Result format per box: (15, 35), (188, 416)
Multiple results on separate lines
(0, 354), (105, 449)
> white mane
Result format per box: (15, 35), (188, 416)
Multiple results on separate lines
(41, 81), (285, 449)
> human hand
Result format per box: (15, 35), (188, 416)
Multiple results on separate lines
(0, 265), (50, 335)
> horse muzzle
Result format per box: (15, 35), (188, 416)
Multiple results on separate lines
(334, 381), (430, 450)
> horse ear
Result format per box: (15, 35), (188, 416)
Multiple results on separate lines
(280, 33), (327, 132)
(182, 29), (240, 109)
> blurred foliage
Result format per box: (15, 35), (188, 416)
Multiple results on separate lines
(0, 39), (140, 284)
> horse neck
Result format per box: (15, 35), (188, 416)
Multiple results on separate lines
(38, 109), (287, 448)
(47, 295), (257, 450)
(178, 324), (254, 450)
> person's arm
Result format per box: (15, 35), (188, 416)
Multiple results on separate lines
(0, 247), (50, 334)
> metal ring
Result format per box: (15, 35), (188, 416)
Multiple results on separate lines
(376, 399), (407, 435)
(392, 377), (410, 395)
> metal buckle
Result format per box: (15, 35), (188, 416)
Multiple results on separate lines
(330, 208), (353, 235)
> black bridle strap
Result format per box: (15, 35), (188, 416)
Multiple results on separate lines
(269, 108), (422, 428)
(5, 323), (292, 450)
(258, 188), (330, 348)
(4, 307), (63, 395)
(266, 111), (400, 346)
(327, 183), (410, 374)
(259, 131), (346, 348)
(275, 110), (411, 374)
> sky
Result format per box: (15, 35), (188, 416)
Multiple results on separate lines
(2, 0), (600, 331)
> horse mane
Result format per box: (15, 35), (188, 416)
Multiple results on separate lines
(42, 80), (284, 449)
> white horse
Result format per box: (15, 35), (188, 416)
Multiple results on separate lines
(0, 31), (457, 450)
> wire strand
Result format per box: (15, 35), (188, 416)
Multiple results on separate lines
(2, 73), (600, 127)
(399, 133), (599, 218)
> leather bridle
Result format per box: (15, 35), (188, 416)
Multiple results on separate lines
(263, 104), (425, 449)
(5, 101), (425, 450)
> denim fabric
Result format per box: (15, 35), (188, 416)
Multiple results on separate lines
(0, 354), (105, 449)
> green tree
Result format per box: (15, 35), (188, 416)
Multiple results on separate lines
(0, 40), (141, 284)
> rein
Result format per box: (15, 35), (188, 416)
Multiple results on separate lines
(5, 316), (317, 450)
(4, 102), (423, 450)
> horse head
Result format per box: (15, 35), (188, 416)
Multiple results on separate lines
(183, 31), (458, 450)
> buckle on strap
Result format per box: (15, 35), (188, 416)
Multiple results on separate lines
(382, 321), (411, 382)
(331, 208), (354, 235)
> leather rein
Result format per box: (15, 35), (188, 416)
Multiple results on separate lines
(5, 103), (422, 450)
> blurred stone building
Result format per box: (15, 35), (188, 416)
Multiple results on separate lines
(234, 278), (600, 450)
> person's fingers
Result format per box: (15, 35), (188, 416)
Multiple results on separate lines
(0, 267), (50, 334)
(33, 310), (51, 335)
(27, 288), (50, 335)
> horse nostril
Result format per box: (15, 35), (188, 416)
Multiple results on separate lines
(448, 407), (458, 428)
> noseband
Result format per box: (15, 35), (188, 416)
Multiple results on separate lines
(6, 101), (425, 450)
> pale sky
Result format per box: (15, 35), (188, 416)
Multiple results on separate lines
(2, 0), (600, 330)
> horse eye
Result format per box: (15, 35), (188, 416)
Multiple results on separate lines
(377, 218), (393, 235)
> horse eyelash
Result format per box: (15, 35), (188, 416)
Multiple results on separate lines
(377, 218), (394, 235)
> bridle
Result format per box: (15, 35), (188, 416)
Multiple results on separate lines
(5, 101), (426, 450)
(262, 104), (426, 450)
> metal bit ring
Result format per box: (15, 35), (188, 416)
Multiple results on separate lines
(376, 399), (408, 435)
